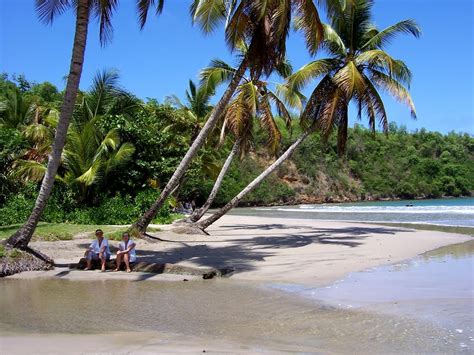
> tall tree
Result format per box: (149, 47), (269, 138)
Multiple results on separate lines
(196, 0), (420, 230)
(132, 0), (325, 233)
(187, 57), (303, 223)
(7, 0), (164, 249)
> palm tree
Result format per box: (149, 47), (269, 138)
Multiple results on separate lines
(196, 0), (420, 231)
(6, 0), (164, 249)
(132, 0), (325, 234)
(165, 80), (214, 144)
(187, 57), (303, 223)
(12, 70), (137, 202)
(0, 80), (36, 129)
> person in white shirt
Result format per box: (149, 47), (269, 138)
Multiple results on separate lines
(114, 232), (136, 273)
(84, 229), (111, 272)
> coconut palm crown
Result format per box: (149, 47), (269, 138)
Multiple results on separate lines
(191, 0), (326, 79)
(287, 0), (420, 155)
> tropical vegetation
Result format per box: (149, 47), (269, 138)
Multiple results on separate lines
(1, 74), (472, 230)
(1, 0), (472, 256)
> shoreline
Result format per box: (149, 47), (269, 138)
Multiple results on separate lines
(5, 215), (471, 287)
(2, 215), (472, 353)
(230, 194), (473, 207)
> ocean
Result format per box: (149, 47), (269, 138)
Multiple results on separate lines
(229, 197), (474, 227)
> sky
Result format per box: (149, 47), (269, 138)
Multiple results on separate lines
(1, 0), (473, 134)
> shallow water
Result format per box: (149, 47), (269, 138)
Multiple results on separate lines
(271, 240), (474, 352)
(0, 275), (470, 353)
(229, 197), (474, 227)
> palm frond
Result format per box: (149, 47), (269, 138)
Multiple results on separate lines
(224, 1), (250, 50)
(258, 94), (281, 155)
(12, 160), (46, 183)
(97, 129), (121, 157)
(322, 23), (346, 56)
(287, 58), (338, 91)
(361, 19), (421, 50)
(199, 59), (236, 94)
(300, 75), (334, 130)
(274, 83), (306, 111)
(91, 0), (119, 46)
(164, 94), (185, 108)
(361, 75), (389, 133)
(190, 0), (227, 34)
(137, 0), (165, 29)
(356, 50), (412, 86)
(294, 0), (324, 55)
(35, 0), (71, 25)
(370, 70), (416, 118)
(104, 142), (135, 175)
(23, 123), (54, 146)
(76, 158), (104, 186)
(333, 61), (366, 99)
(317, 87), (345, 139)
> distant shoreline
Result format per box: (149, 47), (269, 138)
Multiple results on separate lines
(237, 194), (473, 207)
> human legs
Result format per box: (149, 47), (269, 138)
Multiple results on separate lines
(114, 253), (123, 271)
(85, 251), (98, 270)
(123, 253), (131, 272)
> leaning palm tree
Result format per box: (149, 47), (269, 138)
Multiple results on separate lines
(132, 0), (325, 234)
(7, 0), (164, 249)
(186, 57), (303, 223)
(196, 0), (420, 231)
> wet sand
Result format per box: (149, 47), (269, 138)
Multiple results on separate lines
(1, 215), (472, 353)
(0, 278), (467, 354)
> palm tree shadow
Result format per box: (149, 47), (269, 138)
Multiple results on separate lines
(137, 244), (273, 273)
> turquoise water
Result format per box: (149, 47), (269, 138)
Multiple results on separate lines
(229, 197), (474, 227)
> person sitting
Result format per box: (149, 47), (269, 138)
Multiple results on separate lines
(84, 229), (111, 272)
(114, 232), (136, 273)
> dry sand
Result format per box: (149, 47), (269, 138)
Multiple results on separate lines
(11, 214), (471, 286)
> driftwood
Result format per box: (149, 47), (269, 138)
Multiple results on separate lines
(71, 258), (234, 279)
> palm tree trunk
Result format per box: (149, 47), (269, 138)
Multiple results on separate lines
(6, 0), (90, 249)
(131, 56), (249, 233)
(188, 137), (241, 222)
(197, 130), (311, 230)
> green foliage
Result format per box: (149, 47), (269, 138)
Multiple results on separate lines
(1, 74), (472, 230)
(0, 245), (5, 257)
(0, 187), (180, 226)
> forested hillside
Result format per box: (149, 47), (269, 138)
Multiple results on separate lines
(1, 75), (472, 225)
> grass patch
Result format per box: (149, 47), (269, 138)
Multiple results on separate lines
(0, 223), (163, 242)
(0, 244), (5, 258)
(364, 222), (474, 236)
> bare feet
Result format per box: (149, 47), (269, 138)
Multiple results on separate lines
(126, 268), (132, 273)
(101, 268), (106, 272)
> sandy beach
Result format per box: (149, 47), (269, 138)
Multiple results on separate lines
(10, 214), (471, 285)
(2, 215), (472, 354)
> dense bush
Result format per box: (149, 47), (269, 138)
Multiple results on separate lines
(0, 188), (178, 226)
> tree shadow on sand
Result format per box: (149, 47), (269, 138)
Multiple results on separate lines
(139, 225), (410, 274)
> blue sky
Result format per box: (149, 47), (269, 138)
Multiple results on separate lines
(1, 0), (473, 134)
